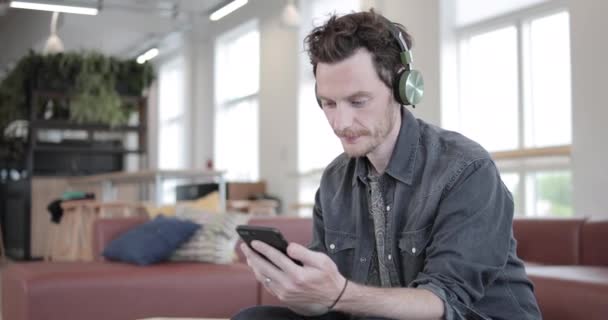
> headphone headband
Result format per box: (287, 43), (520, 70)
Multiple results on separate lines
(378, 16), (413, 68)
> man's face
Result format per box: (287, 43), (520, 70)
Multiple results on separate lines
(316, 48), (400, 158)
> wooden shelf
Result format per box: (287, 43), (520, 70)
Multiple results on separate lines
(33, 90), (144, 104)
(31, 120), (144, 132)
(33, 145), (144, 154)
(67, 169), (226, 185)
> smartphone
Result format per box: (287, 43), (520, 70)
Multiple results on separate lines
(236, 225), (303, 266)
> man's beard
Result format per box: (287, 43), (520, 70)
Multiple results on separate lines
(335, 113), (396, 158)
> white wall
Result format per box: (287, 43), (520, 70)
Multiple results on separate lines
(376, 0), (442, 125)
(569, 0), (608, 217)
(191, 34), (214, 170)
(257, 8), (300, 214)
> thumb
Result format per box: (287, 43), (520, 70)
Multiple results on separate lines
(287, 242), (326, 268)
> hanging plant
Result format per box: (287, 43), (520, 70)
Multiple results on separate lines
(69, 52), (126, 126)
(0, 50), (155, 129)
(70, 72), (126, 126)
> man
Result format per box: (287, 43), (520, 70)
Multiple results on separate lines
(234, 9), (541, 320)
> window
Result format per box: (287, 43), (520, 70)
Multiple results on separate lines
(526, 170), (572, 217)
(523, 12), (571, 148)
(214, 20), (260, 181)
(158, 56), (188, 203)
(297, 0), (360, 216)
(446, 5), (572, 216)
(458, 26), (519, 152)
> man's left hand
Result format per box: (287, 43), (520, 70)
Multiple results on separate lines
(240, 240), (346, 316)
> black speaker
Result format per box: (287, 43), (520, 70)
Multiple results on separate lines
(175, 183), (226, 202)
(0, 179), (31, 260)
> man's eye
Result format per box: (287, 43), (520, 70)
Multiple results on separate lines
(323, 101), (336, 108)
(351, 99), (367, 107)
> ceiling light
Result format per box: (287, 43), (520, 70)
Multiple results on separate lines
(136, 48), (159, 64)
(281, 0), (300, 27)
(209, 0), (248, 22)
(43, 11), (64, 54)
(10, 1), (99, 15)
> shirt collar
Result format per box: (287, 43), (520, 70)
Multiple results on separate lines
(352, 108), (420, 186)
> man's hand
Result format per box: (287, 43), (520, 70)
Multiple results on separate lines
(240, 240), (346, 316)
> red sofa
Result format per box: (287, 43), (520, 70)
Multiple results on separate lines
(2, 216), (312, 320)
(513, 217), (608, 320)
(3, 216), (608, 320)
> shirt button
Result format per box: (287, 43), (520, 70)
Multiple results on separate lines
(386, 205), (391, 211)
(412, 247), (417, 254)
(360, 257), (366, 263)
(329, 244), (336, 250)
(388, 254), (392, 260)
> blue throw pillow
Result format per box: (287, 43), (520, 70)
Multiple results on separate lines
(103, 215), (201, 265)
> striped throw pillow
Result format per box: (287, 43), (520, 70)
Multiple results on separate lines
(170, 208), (250, 264)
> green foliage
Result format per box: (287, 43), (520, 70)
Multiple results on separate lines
(0, 50), (155, 129)
(71, 72), (126, 126)
(537, 172), (573, 216)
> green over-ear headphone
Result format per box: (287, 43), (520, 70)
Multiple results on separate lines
(315, 16), (424, 108)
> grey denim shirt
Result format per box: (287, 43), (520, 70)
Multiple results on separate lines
(309, 108), (542, 320)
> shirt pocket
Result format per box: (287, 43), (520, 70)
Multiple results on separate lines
(325, 228), (357, 277)
(398, 224), (432, 285)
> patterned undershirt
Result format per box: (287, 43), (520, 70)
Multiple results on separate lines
(366, 172), (398, 288)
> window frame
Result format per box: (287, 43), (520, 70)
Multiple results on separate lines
(295, 0), (361, 216)
(213, 19), (261, 182)
(454, 2), (573, 216)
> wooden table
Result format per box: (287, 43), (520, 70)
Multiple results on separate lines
(68, 169), (227, 209)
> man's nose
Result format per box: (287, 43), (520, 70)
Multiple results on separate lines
(332, 104), (355, 131)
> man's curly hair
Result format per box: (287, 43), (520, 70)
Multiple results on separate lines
(304, 9), (413, 90)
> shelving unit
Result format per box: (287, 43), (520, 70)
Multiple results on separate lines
(28, 90), (148, 157)
(0, 87), (148, 260)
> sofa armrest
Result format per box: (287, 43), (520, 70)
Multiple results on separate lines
(92, 216), (148, 260)
(581, 218), (608, 266)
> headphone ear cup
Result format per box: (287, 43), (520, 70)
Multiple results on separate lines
(399, 69), (424, 106)
(393, 69), (409, 105)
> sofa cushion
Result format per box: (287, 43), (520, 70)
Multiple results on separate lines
(103, 215), (200, 265)
(2, 261), (258, 320)
(93, 216), (149, 260)
(513, 217), (586, 265)
(170, 210), (250, 264)
(526, 265), (608, 320)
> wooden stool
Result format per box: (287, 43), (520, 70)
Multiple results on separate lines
(45, 200), (147, 261)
